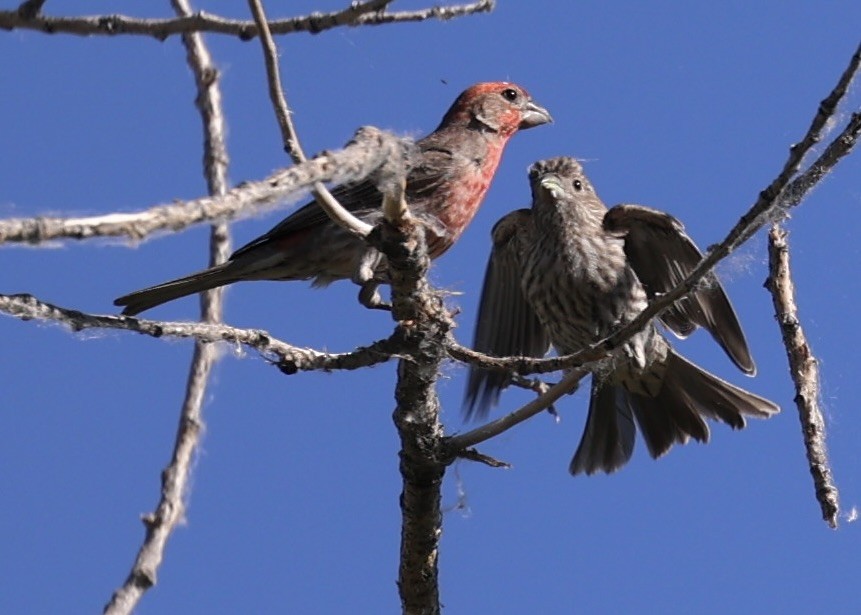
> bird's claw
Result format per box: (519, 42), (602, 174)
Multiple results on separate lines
(358, 283), (392, 310)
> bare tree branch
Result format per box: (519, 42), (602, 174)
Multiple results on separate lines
(376, 217), (450, 615)
(0, 1), (495, 40)
(239, 10), (447, 607)
(445, 370), (587, 453)
(247, 0), (372, 238)
(0, 126), (408, 246)
(104, 2), (232, 609)
(780, 111), (861, 212)
(0, 292), (400, 372)
(116, 1), (231, 608)
(446, 339), (598, 374)
(765, 226), (840, 529)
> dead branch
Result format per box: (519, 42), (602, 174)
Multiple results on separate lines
(765, 225), (840, 528)
(375, 216), (450, 615)
(0, 1), (495, 40)
(248, 0), (372, 238)
(104, 3), (232, 609)
(445, 369), (588, 453)
(0, 292), (399, 373)
(0, 126), (408, 246)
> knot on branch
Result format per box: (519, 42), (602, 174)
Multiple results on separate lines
(97, 15), (123, 34)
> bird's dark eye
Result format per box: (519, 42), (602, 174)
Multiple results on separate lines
(501, 88), (519, 101)
(573, 179), (583, 191)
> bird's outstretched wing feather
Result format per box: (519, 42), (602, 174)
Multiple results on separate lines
(464, 209), (551, 418)
(603, 203), (755, 374)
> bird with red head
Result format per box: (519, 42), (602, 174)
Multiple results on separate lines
(115, 82), (551, 316)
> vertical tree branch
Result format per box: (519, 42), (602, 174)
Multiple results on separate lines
(103, 1), (232, 612)
(246, 0), (306, 165)
(246, 1), (446, 610)
(247, 3), (449, 602)
(765, 225), (839, 528)
(371, 217), (451, 615)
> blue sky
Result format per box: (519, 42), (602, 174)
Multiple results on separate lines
(2, 1), (860, 613)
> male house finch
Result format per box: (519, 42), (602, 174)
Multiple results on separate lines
(465, 156), (779, 475)
(115, 82), (552, 315)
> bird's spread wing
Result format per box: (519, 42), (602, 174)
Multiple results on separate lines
(603, 203), (755, 374)
(464, 209), (551, 418)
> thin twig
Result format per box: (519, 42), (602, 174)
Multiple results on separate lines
(0, 1), (495, 39)
(234, 0), (441, 595)
(567, 96), (861, 366)
(447, 339), (595, 375)
(765, 226), (839, 528)
(382, 177), (410, 226)
(0, 293), (400, 372)
(456, 448), (510, 468)
(785, 42), (861, 171)
(508, 373), (556, 395)
(445, 370), (587, 453)
(247, 0), (372, 238)
(0, 126), (407, 246)
(247, 0), (307, 164)
(780, 111), (861, 212)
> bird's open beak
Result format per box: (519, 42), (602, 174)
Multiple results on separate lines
(519, 100), (553, 129)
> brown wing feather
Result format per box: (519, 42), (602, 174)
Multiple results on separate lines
(464, 209), (551, 418)
(231, 137), (458, 260)
(603, 203), (755, 375)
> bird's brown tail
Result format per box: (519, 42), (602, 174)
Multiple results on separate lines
(569, 350), (779, 476)
(114, 263), (239, 316)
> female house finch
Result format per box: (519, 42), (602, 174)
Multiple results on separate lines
(465, 156), (779, 475)
(115, 82), (552, 316)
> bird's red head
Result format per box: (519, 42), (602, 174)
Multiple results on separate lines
(438, 82), (552, 137)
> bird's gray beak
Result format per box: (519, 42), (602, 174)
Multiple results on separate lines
(537, 174), (565, 199)
(519, 100), (553, 129)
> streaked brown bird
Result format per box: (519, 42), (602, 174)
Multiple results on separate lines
(465, 156), (779, 475)
(115, 82), (552, 316)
